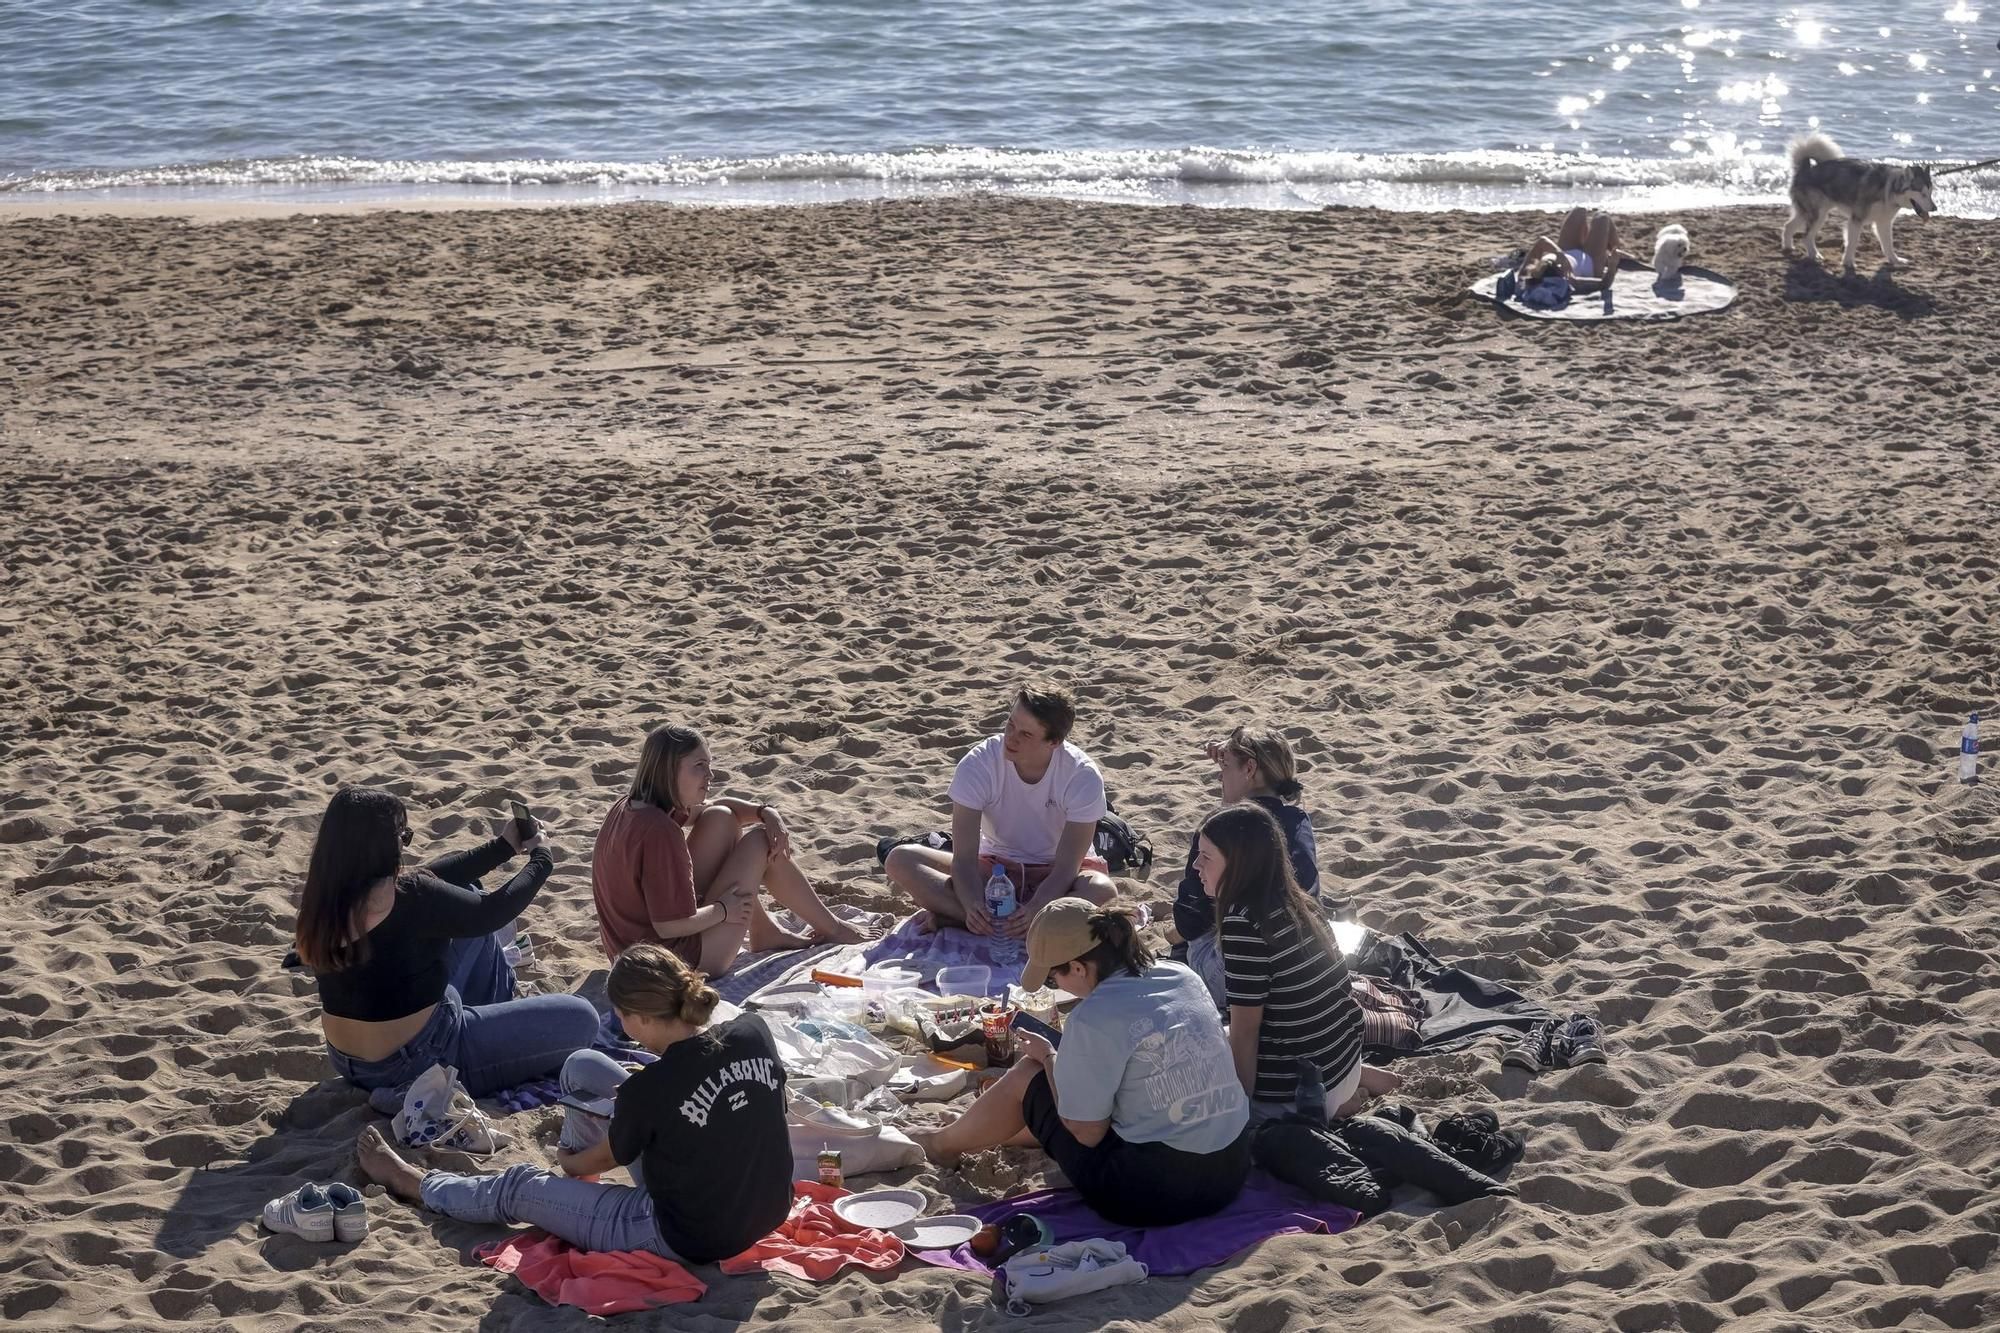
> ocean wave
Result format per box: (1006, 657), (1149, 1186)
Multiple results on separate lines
(5, 146), (1996, 214)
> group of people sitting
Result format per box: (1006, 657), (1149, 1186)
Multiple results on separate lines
(298, 683), (1395, 1264)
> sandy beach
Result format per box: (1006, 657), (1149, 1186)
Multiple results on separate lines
(2, 196), (1996, 1331)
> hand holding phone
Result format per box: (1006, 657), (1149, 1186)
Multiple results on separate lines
(509, 799), (539, 849)
(1009, 1010), (1062, 1050)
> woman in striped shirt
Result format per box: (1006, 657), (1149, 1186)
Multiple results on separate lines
(1197, 803), (1398, 1120)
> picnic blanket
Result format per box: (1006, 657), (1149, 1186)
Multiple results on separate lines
(738, 912), (1032, 1008)
(719, 1180), (906, 1280)
(1472, 264), (1736, 321)
(912, 1175), (1360, 1278)
(476, 1231), (705, 1314)
(712, 905), (894, 1005)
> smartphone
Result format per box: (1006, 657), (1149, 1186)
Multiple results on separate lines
(509, 799), (536, 843)
(1009, 1010), (1062, 1049)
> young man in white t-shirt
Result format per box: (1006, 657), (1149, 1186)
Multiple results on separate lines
(885, 684), (1115, 936)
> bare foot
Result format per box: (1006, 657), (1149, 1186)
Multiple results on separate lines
(811, 919), (875, 947)
(910, 1127), (960, 1168)
(357, 1124), (426, 1203)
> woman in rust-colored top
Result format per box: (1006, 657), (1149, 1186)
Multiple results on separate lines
(590, 726), (870, 975)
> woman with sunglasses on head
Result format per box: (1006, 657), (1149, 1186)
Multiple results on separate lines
(296, 786), (600, 1106)
(1170, 724), (1322, 1008)
(914, 899), (1251, 1226)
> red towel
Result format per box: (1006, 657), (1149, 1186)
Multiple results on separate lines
(475, 1232), (705, 1314)
(719, 1180), (906, 1280)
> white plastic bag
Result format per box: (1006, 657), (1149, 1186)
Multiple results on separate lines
(785, 1091), (922, 1179)
(1001, 1238), (1148, 1314)
(392, 1063), (510, 1154)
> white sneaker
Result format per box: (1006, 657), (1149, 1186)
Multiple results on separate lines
(262, 1184), (336, 1243)
(326, 1182), (368, 1243)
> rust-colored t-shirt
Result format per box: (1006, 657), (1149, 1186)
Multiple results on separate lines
(592, 796), (700, 965)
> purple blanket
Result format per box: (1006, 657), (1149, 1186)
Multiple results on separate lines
(864, 914), (1027, 993)
(912, 1175), (1360, 1277)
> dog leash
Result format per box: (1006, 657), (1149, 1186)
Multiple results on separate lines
(1934, 155), (2000, 177)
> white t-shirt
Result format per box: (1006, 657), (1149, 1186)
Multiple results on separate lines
(947, 734), (1108, 864)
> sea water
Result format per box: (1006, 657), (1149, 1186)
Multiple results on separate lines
(3, 0), (1997, 213)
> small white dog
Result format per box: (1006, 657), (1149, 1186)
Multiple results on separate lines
(1653, 224), (1690, 284)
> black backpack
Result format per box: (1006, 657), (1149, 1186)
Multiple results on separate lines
(1093, 805), (1153, 875)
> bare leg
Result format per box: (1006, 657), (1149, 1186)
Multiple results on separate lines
(1062, 871), (1116, 907)
(1334, 1066), (1406, 1118)
(1556, 206), (1589, 251)
(760, 847), (868, 944)
(913, 1061), (1039, 1164)
(685, 803), (743, 889)
(357, 1124), (427, 1204)
(1583, 214), (1616, 278)
(885, 844), (968, 929)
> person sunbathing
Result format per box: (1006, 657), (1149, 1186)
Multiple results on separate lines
(1197, 803), (1401, 1120)
(1169, 724), (1321, 1007)
(914, 900), (1251, 1226)
(591, 725), (869, 976)
(357, 942), (794, 1264)
(883, 682), (1115, 937)
(1514, 205), (1650, 298)
(298, 786), (599, 1102)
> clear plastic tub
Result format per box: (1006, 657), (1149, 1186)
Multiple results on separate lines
(935, 964), (992, 998)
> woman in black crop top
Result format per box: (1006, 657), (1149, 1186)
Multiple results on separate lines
(297, 786), (599, 1103)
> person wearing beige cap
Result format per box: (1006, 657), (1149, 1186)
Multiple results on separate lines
(913, 898), (1251, 1226)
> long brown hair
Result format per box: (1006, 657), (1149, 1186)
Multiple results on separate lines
(1201, 802), (1336, 956)
(607, 941), (721, 1027)
(296, 786), (406, 972)
(630, 725), (704, 818)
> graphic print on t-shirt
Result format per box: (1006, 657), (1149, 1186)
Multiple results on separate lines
(1127, 1019), (1246, 1127)
(678, 1054), (783, 1127)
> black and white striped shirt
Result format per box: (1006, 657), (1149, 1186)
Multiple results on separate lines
(1221, 902), (1365, 1103)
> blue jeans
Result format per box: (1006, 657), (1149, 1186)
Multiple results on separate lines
(1187, 931), (1227, 1010)
(327, 986), (601, 1110)
(557, 1050), (645, 1190)
(421, 1163), (675, 1258)
(445, 929), (517, 1008)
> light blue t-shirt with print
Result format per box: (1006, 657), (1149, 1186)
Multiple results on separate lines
(1052, 962), (1248, 1154)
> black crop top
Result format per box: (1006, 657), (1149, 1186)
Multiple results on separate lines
(314, 837), (554, 1023)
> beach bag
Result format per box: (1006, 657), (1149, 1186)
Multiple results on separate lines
(875, 830), (951, 867)
(393, 1063), (510, 1154)
(1092, 805), (1153, 875)
(786, 1092), (923, 1179)
(1000, 1238), (1148, 1314)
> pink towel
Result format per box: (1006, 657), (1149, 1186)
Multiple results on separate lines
(720, 1180), (906, 1280)
(475, 1231), (705, 1314)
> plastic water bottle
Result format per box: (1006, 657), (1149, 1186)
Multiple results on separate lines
(1961, 713), (1980, 784)
(985, 863), (1018, 922)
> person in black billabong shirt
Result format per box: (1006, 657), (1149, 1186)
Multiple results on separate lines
(357, 943), (793, 1264)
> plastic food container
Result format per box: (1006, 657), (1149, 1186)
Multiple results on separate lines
(935, 964), (992, 997)
(862, 964), (921, 995)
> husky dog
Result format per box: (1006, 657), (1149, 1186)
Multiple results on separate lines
(1653, 224), (1690, 285)
(1781, 134), (1935, 275)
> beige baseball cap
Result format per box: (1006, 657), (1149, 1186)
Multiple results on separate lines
(1020, 897), (1100, 993)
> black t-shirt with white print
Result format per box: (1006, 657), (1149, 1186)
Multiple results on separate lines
(609, 1013), (792, 1262)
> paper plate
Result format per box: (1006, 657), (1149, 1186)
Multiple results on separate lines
(832, 1187), (925, 1231)
(895, 1213), (981, 1248)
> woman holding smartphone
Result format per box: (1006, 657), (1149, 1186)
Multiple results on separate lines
(296, 786), (599, 1105)
(914, 899), (1251, 1226)
(591, 725), (869, 976)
